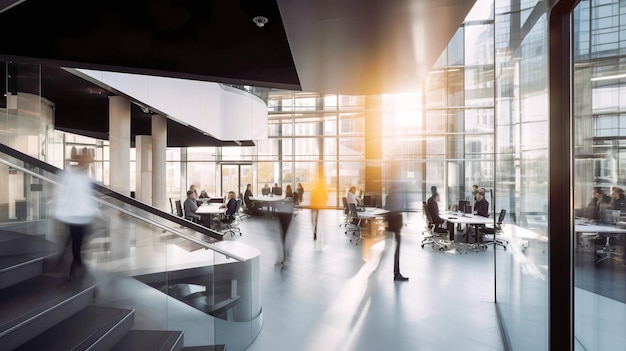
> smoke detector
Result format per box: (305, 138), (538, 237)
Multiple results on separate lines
(253, 16), (268, 28)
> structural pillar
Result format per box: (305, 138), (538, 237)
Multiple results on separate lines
(108, 96), (131, 259)
(135, 135), (152, 203)
(152, 114), (168, 213)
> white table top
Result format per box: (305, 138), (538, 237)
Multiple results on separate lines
(195, 203), (226, 214)
(439, 211), (493, 225)
(359, 207), (389, 217)
(250, 195), (287, 202)
(575, 220), (626, 233)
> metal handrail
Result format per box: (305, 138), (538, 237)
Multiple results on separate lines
(0, 155), (246, 262)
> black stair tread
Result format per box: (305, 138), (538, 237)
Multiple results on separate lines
(0, 230), (60, 257)
(0, 275), (94, 333)
(110, 330), (184, 351)
(14, 305), (134, 351)
(183, 346), (226, 351)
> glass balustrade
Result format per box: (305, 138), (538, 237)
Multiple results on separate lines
(0, 142), (261, 350)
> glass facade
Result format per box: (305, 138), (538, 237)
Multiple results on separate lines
(574, 1), (626, 350)
(4, 0), (626, 349)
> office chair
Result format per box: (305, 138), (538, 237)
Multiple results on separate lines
(340, 197), (349, 228)
(482, 209), (507, 250)
(219, 199), (242, 237)
(421, 202), (436, 249)
(169, 197), (175, 215)
(370, 197), (378, 208)
(237, 194), (250, 220)
(175, 199), (201, 225)
(346, 203), (365, 245)
(422, 201), (452, 251)
(362, 195), (372, 207)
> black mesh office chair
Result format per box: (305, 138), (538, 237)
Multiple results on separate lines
(482, 209), (507, 249)
(423, 201), (452, 251)
(175, 199), (201, 224)
(346, 203), (365, 245)
(220, 199), (242, 236)
(340, 197), (349, 228)
(362, 195), (372, 207)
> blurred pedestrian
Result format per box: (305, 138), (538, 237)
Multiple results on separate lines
(310, 176), (328, 241)
(275, 198), (294, 265)
(386, 183), (408, 281)
(52, 152), (99, 280)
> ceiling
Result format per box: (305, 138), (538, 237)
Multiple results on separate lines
(0, 0), (475, 146)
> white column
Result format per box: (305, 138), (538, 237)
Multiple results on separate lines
(108, 96), (131, 259)
(152, 114), (168, 213)
(109, 96), (131, 195)
(135, 135), (152, 204)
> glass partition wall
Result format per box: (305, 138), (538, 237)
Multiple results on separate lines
(573, 0), (626, 349)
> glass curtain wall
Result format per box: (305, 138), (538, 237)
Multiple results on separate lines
(493, 0), (550, 350)
(573, 0), (626, 350)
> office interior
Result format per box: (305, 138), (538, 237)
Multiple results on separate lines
(0, 0), (623, 350)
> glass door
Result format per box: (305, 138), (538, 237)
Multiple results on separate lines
(220, 164), (253, 199)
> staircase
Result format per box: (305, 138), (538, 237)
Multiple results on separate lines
(0, 230), (225, 351)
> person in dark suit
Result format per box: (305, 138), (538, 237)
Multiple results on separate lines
(427, 192), (449, 236)
(474, 188), (489, 217)
(386, 184), (408, 281)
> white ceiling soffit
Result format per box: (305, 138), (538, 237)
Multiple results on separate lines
(278, 0), (476, 95)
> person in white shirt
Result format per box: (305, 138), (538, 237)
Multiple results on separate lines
(346, 186), (362, 206)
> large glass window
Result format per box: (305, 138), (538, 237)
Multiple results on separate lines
(574, 2), (626, 350)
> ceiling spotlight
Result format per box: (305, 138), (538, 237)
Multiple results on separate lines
(253, 16), (268, 28)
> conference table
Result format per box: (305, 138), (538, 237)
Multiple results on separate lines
(357, 206), (389, 219)
(195, 203), (226, 229)
(439, 211), (493, 252)
(575, 219), (626, 264)
(249, 195), (287, 217)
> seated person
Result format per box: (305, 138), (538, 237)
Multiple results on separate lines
(220, 191), (238, 220)
(610, 186), (626, 212)
(199, 190), (210, 199)
(244, 183), (256, 209)
(473, 188), (489, 217)
(261, 183), (270, 195)
(346, 186), (362, 206)
(285, 184), (294, 199)
(586, 187), (611, 220)
(183, 190), (203, 223)
(427, 192), (448, 234)
(272, 183), (282, 196)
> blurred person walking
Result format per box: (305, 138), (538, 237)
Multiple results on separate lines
(385, 183), (409, 281)
(310, 176), (328, 242)
(52, 152), (99, 280)
(275, 198), (294, 265)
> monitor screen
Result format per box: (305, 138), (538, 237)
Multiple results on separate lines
(459, 200), (471, 213)
(261, 188), (269, 195)
(272, 187), (282, 196)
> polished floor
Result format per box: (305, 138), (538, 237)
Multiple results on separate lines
(231, 209), (505, 351)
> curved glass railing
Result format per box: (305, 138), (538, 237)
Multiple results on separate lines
(0, 142), (261, 350)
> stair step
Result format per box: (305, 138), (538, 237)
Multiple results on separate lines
(183, 345), (226, 351)
(14, 306), (135, 351)
(110, 330), (184, 351)
(0, 275), (94, 350)
(0, 230), (61, 289)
